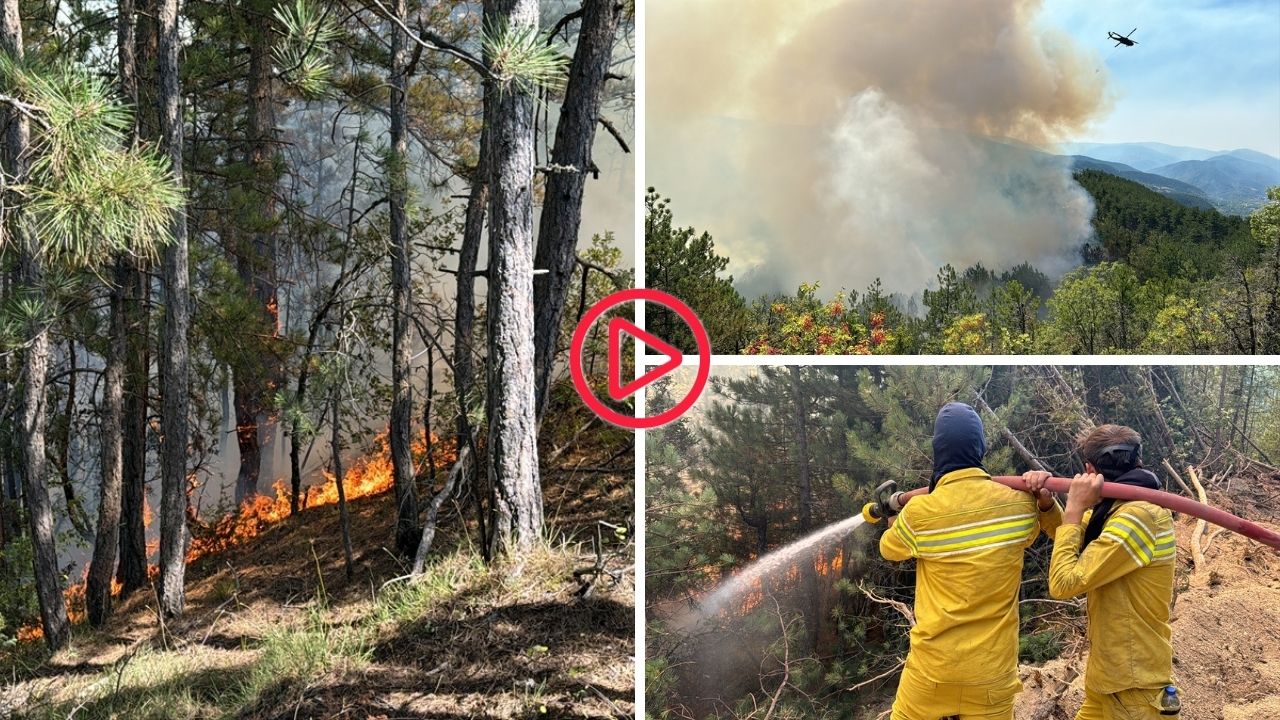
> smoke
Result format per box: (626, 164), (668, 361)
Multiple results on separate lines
(648, 0), (1110, 297)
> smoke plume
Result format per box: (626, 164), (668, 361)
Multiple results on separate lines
(648, 0), (1110, 297)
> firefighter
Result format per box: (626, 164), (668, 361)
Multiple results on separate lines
(1023, 425), (1178, 719)
(881, 402), (1062, 720)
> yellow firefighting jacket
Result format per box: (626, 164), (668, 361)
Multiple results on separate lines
(1048, 500), (1175, 694)
(880, 467), (1062, 684)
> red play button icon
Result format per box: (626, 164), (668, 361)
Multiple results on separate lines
(569, 288), (710, 429)
(606, 317), (682, 401)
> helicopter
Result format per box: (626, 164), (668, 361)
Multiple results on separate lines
(1108, 28), (1138, 47)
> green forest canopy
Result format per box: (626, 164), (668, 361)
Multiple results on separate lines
(645, 175), (1280, 355)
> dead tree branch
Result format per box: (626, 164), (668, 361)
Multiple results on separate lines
(1188, 465), (1208, 574)
(858, 581), (915, 628)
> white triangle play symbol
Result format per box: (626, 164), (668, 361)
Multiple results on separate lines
(607, 317), (684, 401)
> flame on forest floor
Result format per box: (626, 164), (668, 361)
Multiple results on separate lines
(186, 432), (456, 562)
(16, 433), (456, 645)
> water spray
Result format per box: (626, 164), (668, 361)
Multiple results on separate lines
(861, 476), (1280, 551)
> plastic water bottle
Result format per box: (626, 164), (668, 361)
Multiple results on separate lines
(1159, 685), (1181, 715)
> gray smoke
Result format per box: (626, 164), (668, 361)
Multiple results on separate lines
(648, 0), (1110, 296)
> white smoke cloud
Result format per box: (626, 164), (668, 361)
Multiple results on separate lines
(648, 0), (1110, 297)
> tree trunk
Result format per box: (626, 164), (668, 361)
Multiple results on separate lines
(753, 517), (768, 555)
(18, 277), (69, 649)
(234, 1), (282, 505)
(1213, 367), (1228, 452)
(455, 109), (488, 556)
(157, 0), (190, 618)
(485, 0), (543, 557)
(290, 264), (348, 515)
(1241, 366), (1255, 447)
(118, 0), (153, 597)
(233, 390), (262, 504)
(388, 0), (419, 557)
(3, 0), (71, 652)
(789, 367), (812, 532)
(289, 346), (313, 515)
(455, 126), (487, 448)
(87, 262), (127, 626)
(531, 0), (622, 419)
(1140, 368), (1178, 462)
(331, 392), (354, 580)
(117, 265), (149, 594)
(422, 346), (436, 488)
(58, 342), (92, 542)
(1265, 233), (1280, 354)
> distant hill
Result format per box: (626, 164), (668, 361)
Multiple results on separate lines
(1151, 155), (1280, 215)
(1067, 156), (1215, 210)
(1060, 142), (1219, 171)
(1060, 142), (1280, 215)
(1223, 149), (1280, 174)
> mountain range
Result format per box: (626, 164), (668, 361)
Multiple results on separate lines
(1060, 142), (1280, 215)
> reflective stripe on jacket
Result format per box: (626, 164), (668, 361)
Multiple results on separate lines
(1048, 500), (1175, 694)
(880, 467), (1062, 684)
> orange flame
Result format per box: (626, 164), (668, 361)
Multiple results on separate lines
(15, 433), (455, 644)
(19, 572), (129, 642)
(184, 433), (456, 564)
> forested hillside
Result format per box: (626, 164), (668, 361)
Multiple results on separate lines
(1, 0), (635, 716)
(646, 365), (1280, 718)
(646, 174), (1280, 355)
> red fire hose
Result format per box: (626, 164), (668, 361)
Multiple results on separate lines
(864, 475), (1280, 551)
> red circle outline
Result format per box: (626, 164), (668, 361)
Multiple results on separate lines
(569, 288), (710, 430)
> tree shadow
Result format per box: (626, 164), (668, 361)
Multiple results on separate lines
(368, 594), (633, 700)
(10, 661), (253, 720)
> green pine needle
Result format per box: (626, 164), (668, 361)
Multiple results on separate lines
(0, 53), (184, 269)
(482, 20), (569, 97)
(273, 0), (340, 100)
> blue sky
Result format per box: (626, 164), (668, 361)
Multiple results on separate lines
(1042, 0), (1280, 156)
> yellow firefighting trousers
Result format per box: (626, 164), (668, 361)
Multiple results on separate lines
(1075, 687), (1175, 720)
(889, 664), (1021, 720)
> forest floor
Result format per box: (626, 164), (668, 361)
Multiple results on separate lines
(0, 432), (634, 719)
(1014, 476), (1280, 720)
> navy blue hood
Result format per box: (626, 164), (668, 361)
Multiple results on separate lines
(931, 402), (987, 490)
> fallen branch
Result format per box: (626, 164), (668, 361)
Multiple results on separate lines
(974, 393), (1052, 473)
(411, 443), (473, 576)
(857, 581), (915, 628)
(1188, 466), (1208, 574)
(1203, 526), (1226, 555)
(844, 659), (904, 693)
(572, 520), (631, 598)
(1162, 459), (1193, 497)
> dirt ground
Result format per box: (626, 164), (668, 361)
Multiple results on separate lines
(1015, 487), (1280, 720)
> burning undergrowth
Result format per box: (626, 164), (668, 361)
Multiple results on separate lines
(185, 432), (457, 563)
(16, 433), (457, 644)
(653, 517), (879, 716)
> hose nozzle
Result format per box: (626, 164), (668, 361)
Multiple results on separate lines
(861, 480), (906, 524)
